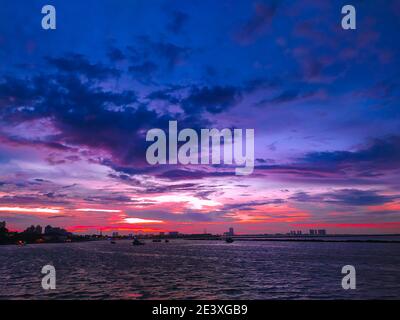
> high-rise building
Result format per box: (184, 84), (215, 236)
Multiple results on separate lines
(318, 229), (327, 235)
(44, 225), (52, 234)
(25, 225), (37, 234)
(23, 225), (43, 235)
(309, 229), (316, 235)
(35, 225), (42, 234)
(229, 227), (234, 236)
(112, 232), (119, 237)
(44, 225), (69, 236)
(0, 221), (5, 229)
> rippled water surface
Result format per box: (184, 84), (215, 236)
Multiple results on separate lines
(1, 240), (399, 299)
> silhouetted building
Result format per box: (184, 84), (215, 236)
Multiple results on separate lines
(43, 225), (70, 242)
(223, 228), (235, 237)
(0, 221), (7, 234)
(44, 225), (69, 236)
(35, 225), (42, 234)
(224, 228), (235, 237)
(318, 229), (327, 235)
(309, 229), (316, 235)
(297, 230), (302, 235)
(24, 225), (42, 235)
(44, 225), (51, 234)
(169, 231), (179, 237)
(112, 232), (119, 237)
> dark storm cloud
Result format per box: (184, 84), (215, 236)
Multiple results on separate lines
(255, 164), (337, 175)
(146, 89), (180, 104)
(0, 76), (37, 107)
(301, 136), (400, 170)
(146, 83), (244, 115)
(0, 194), (69, 206)
(0, 63), (210, 166)
(243, 136), (400, 186)
(143, 183), (199, 194)
(235, 2), (278, 44)
(108, 169), (213, 195)
(107, 47), (126, 62)
(182, 86), (242, 114)
(46, 54), (121, 80)
(154, 41), (191, 68)
(105, 162), (157, 176)
(222, 199), (284, 211)
(290, 189), (398, 206)
(195, 190), (216, 200)
(128, 61), (158, 76)
(159, 169), (236, 181)
(134, 36), (192, 70)
(167, 11), (189, 33)
(82, 194), (134, 204)
(256, 89), (318, 106)
(27, 76), (145, 158)
(48, 215), (73, 219)
(0, 135), (77, 153)
(243, 77), (282, 92)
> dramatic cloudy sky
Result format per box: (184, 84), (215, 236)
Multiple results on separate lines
(0, 0), (399, 234)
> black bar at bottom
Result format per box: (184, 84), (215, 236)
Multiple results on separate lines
(0, 300), (397, 318)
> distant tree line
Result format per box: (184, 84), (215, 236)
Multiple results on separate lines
(0, 221), (96, 245)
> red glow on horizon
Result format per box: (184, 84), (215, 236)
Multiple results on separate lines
(295, 222), (400, 229)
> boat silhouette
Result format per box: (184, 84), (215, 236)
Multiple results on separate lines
(132, 238), (145, 245)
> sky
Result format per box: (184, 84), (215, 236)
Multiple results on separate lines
(0, 0), (399, 235)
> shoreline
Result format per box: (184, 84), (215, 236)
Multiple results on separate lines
(186, 236), (400, 243)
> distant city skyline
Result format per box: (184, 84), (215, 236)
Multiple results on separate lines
(0, 220), (341, 237)
(0, 1), (400, 235)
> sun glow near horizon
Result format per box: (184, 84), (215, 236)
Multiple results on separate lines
(123, 218), (164, 224)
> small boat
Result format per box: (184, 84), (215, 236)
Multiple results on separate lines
(152, 239), (161, 242)
(132, 238), (145, 245)
(225, 237), (234, 243)
(165, 239), (169, 243)
(110, 240), (116, 244)
(17, 240), (27, 246)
